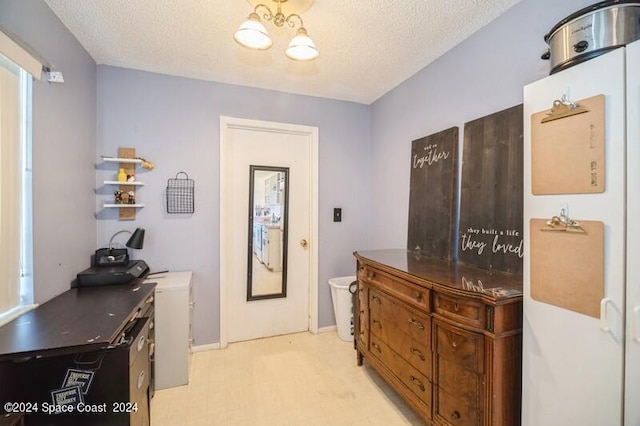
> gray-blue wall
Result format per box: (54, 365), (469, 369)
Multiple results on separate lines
(96, 66), (371, 345)
(0, 0), (97, 303)
(2, 0), (602, 347)
(369, 0), (595, 249)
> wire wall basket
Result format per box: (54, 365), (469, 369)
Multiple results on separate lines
(166, 172), (194, 214)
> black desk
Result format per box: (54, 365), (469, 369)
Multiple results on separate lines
(0, 282), (156, 426)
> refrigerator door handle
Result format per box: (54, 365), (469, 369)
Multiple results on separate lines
(600, 298), (613, 332)
(633, 306), (640, 343)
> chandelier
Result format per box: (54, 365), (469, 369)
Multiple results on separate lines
(234, 0), (319, 61)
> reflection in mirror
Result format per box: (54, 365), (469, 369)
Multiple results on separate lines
(247, 165), (289, 301)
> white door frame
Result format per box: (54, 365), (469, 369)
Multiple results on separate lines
(219, 116), (319, 349)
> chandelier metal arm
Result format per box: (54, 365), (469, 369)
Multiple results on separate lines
(253, 4), (304, 29)
(285, 13), (304, 30)
(254, 4), (275, 22)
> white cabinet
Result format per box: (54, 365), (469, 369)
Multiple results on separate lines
(262, 226), (281, 272)
(523, 41), (639, 425)
(265, 226), (282, 272)
(264, 172), (284, 205)
(146, 271), (193, 390)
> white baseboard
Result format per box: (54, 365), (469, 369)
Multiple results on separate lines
(192, 327), (338, 351)
(191, 342), (221, 352)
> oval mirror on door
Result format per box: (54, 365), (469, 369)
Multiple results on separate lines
(247, 165), (289, 301)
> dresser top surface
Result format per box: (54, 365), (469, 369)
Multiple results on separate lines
(355, 249), (523, 301)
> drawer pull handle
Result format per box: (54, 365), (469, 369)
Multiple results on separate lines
(372, 319), (382, 329)
(371, 295), (381, 305)
(372, 342), (382, 353)
(367, 271), (375, 279)
(409, 375), (425, 392)
(451, 411), (461, 420)
(413, 292), (422, 301)
(137, 335), (146, 352)
(454, 302), (460, 312)
(448, 331), (462, 348)
(137, 370), (145, 390)
(410, 347), (426, 361)
(408, 318), (425, 330)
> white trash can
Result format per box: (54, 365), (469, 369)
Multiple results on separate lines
(329, 276), (357, 342)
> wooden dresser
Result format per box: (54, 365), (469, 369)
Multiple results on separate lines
(354, 250), (523, 426)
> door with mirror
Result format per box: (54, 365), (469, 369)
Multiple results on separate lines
(222, 119), (312, 343)
(247, 166), (289, 300)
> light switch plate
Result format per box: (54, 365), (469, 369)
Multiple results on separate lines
(333, 208), (342, 222)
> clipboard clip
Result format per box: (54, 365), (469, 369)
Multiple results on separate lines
(541, 94), (590, 123)
(541, 209), (587, 234)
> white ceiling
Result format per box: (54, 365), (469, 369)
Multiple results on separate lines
(44, 0), (521, 105)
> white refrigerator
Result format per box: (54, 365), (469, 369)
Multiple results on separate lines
(523, 40), (640, 425)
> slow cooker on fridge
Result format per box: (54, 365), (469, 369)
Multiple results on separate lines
(542, 0), (640, 74)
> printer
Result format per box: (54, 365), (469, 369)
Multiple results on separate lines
(75, 228), (149, 287)
(76, 259), (150, 287)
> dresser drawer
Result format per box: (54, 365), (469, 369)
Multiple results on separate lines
(434, 320), (484, 374)
(434, 386), (481, 426)
(435, 357), (481, 405)
(434, 292), (484, 329)
(369, 295), (432, 380)
(360, 265), (430, 311)
(370, 314), (432, 378)
(371, 290), (431, 342)
(370, 336), (432, 409)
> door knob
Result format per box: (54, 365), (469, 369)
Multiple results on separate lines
(300, 239), (308, 248)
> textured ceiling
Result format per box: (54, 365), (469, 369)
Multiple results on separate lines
(44, 0), (521, 105)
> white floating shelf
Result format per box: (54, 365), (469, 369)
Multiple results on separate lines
(101, 157), (142, 164)
(103, 204), (145, 208)
(103, 180), (145, 186)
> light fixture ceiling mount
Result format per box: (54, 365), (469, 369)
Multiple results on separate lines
(234, 0), (319, 61)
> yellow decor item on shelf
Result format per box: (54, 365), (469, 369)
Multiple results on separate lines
(117, 168), (127, 182)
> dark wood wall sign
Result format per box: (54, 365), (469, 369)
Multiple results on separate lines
(407, 127), (458, 260)
(459, 104), (524, 275)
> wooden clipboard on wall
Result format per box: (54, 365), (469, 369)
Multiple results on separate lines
(530, 218), (604, 318)
(531, 94), (605, 194)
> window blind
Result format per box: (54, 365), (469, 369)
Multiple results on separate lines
(0, 54), (22, 313)
(0, 26), (43, 80)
